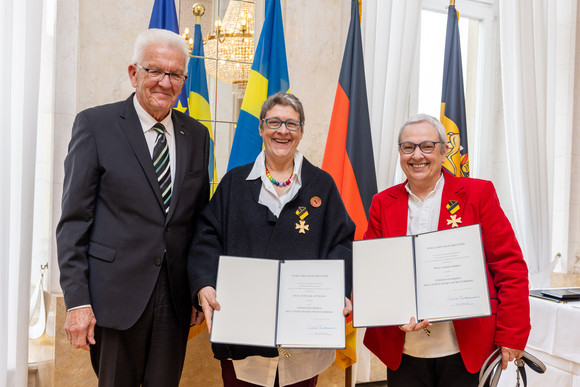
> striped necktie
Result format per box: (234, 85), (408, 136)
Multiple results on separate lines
(152, 123), (171, 214)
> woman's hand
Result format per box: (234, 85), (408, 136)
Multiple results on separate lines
(198, 286), (221, 334)
(343, 297), (352, 316)
(399, 317), (432, 333)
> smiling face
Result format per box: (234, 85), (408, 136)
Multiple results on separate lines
(128, 44), (186, 122)
(260, 104), (303, 167)
(399, 121), (448, 194)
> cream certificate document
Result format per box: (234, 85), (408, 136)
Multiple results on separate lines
(276, 260), (345, 348)
(210, 256), (280, 347)
(415, 225), (490, 321)
(353, 224), (490, 327)
(210, 256), (346, 348)
(353, 236), (417, 327)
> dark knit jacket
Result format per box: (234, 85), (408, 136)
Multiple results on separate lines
(187, 157), (355, 360)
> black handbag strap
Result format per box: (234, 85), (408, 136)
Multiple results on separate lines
(478, 348), (546, 387)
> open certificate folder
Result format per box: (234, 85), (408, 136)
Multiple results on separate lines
(210, 256), (346, 349)
(353, 224), (490, 328)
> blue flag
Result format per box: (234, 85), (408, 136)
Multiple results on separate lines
(186, 24), (218, 196)
(148, 0), (189, 114)
(440, 5), (469, 177)
(226, 0), (290, 171)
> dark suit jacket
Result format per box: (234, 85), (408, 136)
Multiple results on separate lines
(57, 94), (210, 330)
(363, 171), (530, 373)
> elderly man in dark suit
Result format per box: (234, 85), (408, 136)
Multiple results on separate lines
(56, 28), (209, 387)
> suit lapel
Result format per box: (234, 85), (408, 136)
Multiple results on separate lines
(249, 170), (262, 204)
(167, 114), (187, 222)
(438, 172), (466, 230)
(119, 96), (166, 213)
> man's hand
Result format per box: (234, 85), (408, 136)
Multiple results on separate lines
(190, 307), (205, 326)
(64, 306), (97, 351)
(343, 297), (352, 316)
(198, 286), (220, 334)
(399, 317), (432, 333)
(501, 346), (524, 370)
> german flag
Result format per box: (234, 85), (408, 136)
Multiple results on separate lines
(440, 4), (469, 177)
(322, 0), (377, 369)
(322, 0), (377, 242)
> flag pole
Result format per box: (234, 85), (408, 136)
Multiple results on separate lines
(193, 3), (204, 24)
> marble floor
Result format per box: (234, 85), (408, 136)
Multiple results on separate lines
(28, 334), (54, 387)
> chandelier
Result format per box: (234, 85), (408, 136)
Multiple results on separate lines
(185, 1), (255, 91)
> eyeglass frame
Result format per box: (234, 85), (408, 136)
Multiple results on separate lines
(134, 64), (188, 84)
(261, 117), (303, 131)
(398, 140), (444, 154)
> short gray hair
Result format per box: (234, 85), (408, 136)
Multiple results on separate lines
(398, 113), (447, 154)
(259, 92), (305, 123)
(131, 29), (190, 74)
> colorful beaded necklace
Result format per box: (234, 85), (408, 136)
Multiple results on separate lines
(265, 166), (293, 187)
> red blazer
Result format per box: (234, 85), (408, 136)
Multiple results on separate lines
(363, 171), (530, 373)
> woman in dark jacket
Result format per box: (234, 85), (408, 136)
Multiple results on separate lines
(187, 92), (355, 387)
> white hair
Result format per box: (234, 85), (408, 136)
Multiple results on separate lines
(398, 113), (447, 154)
(131, 29), (189, 73)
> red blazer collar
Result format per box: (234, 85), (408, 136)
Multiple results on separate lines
(387, 170), (467, 235)
(438, 170), (467, 230)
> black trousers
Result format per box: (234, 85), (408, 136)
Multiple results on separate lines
(90, 262), (190, 387)
(387, 353), (479, 387)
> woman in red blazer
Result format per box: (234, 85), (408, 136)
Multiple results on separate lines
(363, 114), (530, 387)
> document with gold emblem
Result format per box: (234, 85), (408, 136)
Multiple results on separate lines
(352, 224), (490, 327)
(210, 256), (346, 348)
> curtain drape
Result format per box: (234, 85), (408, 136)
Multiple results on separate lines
(352, 1), (422, 383)
(363, 0), (422, 191)
(498, 0), (576, 287)
(1, 0), (44, 385)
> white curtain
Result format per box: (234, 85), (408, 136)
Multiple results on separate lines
(362, 0), (422, 191)
(498, 0), (576, 287)
(1, 0), (45, 385)
(352, 2), (422, 383)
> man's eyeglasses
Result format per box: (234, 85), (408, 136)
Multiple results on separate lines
(398, 141), (443, 154)
(135, 64), (187, 85)
(262, 117), (302, 131)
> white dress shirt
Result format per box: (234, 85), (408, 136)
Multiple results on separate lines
(133, 95), (176, 188)
(402, 173), (461, 358)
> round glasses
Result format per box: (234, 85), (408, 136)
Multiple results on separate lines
(262, 117), (302, 131)
(135, 64), (187, 85)
(398, 141), (443, 154)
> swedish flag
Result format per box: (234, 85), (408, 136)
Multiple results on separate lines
(187, 24), (218, 197)
(148, 0), (189, 115)
(226, 0), (290, 171)
(440, 4), (469, 177)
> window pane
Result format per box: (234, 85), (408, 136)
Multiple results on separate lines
(418, 9), (478, 166)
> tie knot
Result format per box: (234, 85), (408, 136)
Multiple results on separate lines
(153, 123), (165, 134)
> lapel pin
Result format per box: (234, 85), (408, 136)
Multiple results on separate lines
(446, 214), (462, 228)
(446, 200), (460, 214)
(296, 206), (309, 220)
(310, 196), (322, 208)
(295, 220), (309, 234)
